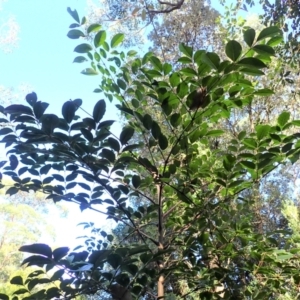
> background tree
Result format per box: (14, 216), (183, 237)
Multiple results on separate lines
(0, 185), (58, 296)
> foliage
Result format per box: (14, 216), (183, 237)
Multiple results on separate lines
(147, 0), (223, 65)
(1, 7), (300, 300)
(0, 187), (57, 297)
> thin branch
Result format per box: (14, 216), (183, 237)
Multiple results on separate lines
(148, 0), (185, 14)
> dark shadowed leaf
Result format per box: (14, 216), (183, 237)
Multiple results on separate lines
(40, 164), (51, 175)
(12, 288), (28, 295)
(158, 134), (168, 150)
(0, 294), (9, 300)
(74, 43), (93, 53)
(26, 92), (38, 106)
(10, 276), (23, 286)
(6, 187), (18, 196)
(62, 101), (76, 123)
(132, 175), (141, 188)
(67, 7), (80, 23)
(73, 56), (88, 63)
(9, 155), (18, 170)
(120, 126), (134, 145)
(41, 114), (60, 135)
(67, 29), (85, 39)
(107, 253), (122, 269)
(4, 104), (33, 116)
(93, 99), (106, 123)
(33, 101), (49, 119)
(19, 243), (52, 258)
(21, 255), (52, 266)
(80, 128), (93, 142)
(53, 247), (69, 261)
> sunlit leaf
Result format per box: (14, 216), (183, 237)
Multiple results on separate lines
(111, 33), (124, 48)
(243, 28), (256, 47)
(225, 40), (242, 61)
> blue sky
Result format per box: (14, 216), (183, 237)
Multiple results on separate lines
(1, 0), (119, 116)
(0, 0), (121, 247)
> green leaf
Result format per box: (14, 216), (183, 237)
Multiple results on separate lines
(257, 26), (281, 41)
(81, 128), (93, 142)
(62, 101), (76, 123)
(10, 276), (23, 286)
(277, 111), (290, 128)
(201, 53), (219, 70)
(107, 253), (122, 269)
(94, 30), (106, 47)
(179, 43), (193, 58)
(93, 99), (106, 123)
(132, 175), (141, 188)
(240, 68), (264, 76)
(87, 24), (101, 34)
(149, 56), (163, 71)
(243, 28), (256, 47)
(67, 7), (80, 23)
(237, 57), (267, 69)
(67, 29), (85, 39)
(0, 294), (9, 300)
(225, 40), (242, 61)
(267, 36), (283, 47)
(120, 126), (134, 145)
(74, 43), (93, 53)
(4, 104), (33, 115)
(13, 288), (29, 295)
(252, 45), (275, 56)
(53, 247), (69, 261)
(19, 243), (52, 258)
(117, 79), (126, 90)
(73, 56), (88, 63)
(151, 121), (161, 139)
(169, 73), (181, 87)
(111, 33), (124, 48)
(33, 101), (49, 119)
(26, 92), (37, 106)
(181, 67), (197, 76)
(81, 68), (98, 75)
(206, 130), (224, 137)
(256, 124), (270, 140)
(240, 160), (256, 169)
(41, 114), (60, 135)
(253, 88), (274, 96)
(142, 114), (153, 130)
(163, 63), (172, 75)
(158, 134), (168, 150)
(102, 148), (115, 162)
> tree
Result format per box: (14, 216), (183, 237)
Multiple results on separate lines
(0, 185), (58, 297)
(1, 7), (300, 300)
